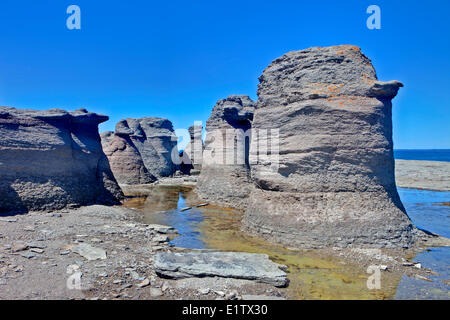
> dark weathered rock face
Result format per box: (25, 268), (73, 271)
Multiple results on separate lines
(196, 95), (255, 209)
(243, 45), (416, 248)
(0, 107), (123, 213)
(101, 131), (156, 185)
(101, 117), (178, 184)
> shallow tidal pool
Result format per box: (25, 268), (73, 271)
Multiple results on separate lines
(123, 185), (449, 300)
(394, 188), (450, 299)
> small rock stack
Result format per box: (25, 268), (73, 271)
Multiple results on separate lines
(180, 124), (203, 175)
(196, 95), (255, 209)
(101, 117), (178, 185)
(187, 124), (204, 174)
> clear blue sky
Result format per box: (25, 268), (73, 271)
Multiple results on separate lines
(0, 0), (449, 149)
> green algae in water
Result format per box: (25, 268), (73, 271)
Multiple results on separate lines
(197, 204), (397, 300)
(124, 186), (400, 300)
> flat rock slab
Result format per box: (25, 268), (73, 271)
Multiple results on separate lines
(71, 243), (107, 261)
(241, 295), (286, 300)
(153, 235), (169, 243)
(154, 252), (288, 287)
(0, 217), (18, 223)
(147, 224), (177, 234)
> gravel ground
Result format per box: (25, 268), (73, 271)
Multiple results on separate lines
(0, 204), (285, 300)
(1, 178), (447, 300)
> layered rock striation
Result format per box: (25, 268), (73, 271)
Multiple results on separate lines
(0, 107), (123, 213)
(101, 131), (156, 185)
(242, 45), (416, 248)
(101, 117), (178, 184)
(196, 95), (255, 209)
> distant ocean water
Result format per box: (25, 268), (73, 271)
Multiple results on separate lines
(394, 149), (450, 162)
(393, 149), (450, 299)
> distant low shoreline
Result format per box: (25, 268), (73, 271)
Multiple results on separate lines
(395, 159), (450, 192)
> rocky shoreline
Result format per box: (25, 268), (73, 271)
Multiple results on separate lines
(0, 201), (291, 300)
(0, 45), (427, 249)
(1, 45), (449, 300)
(1, 185), (447, 300)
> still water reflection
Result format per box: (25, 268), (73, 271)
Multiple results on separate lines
(123, 186), (206, 248)
(123, 185), (449, 299)
(395, 188), (450, 299)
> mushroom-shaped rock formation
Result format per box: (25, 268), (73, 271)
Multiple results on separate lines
(0, 107), (123, 213)
(242, 45), (416, 248)
(196, 95), (255, 209)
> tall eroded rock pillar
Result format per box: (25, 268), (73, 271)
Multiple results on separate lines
(196, 95), (255, 209)
(243, 45), (416, 248)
